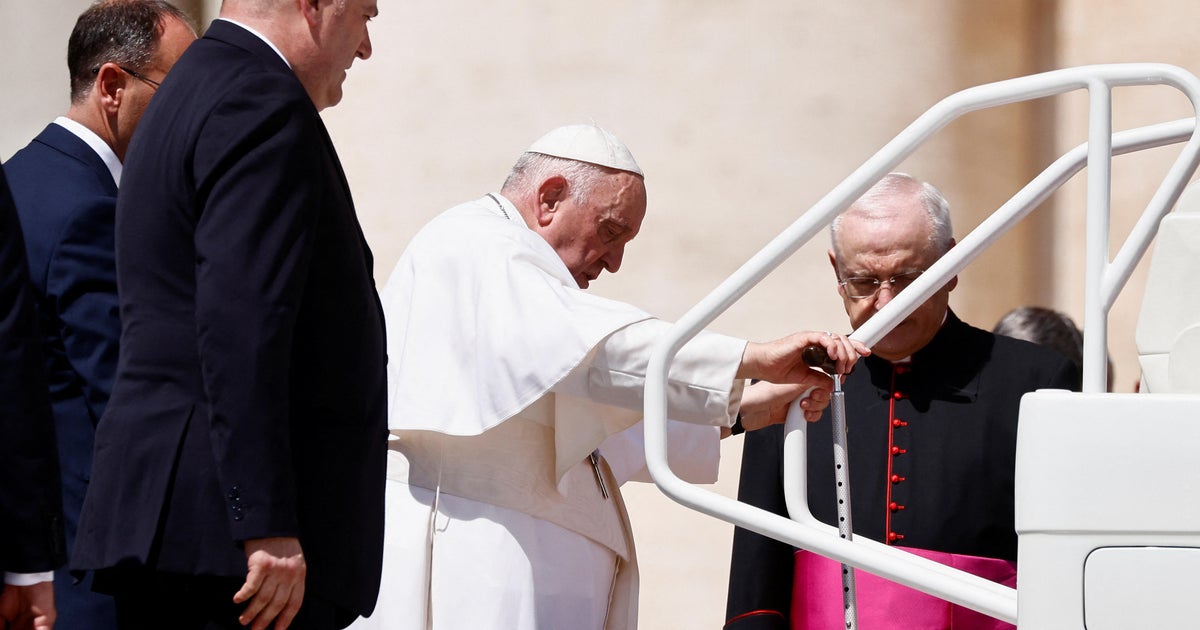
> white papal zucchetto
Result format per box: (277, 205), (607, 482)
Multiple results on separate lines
(525, 124), (644, 177)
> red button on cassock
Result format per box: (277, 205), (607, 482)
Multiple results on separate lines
(889, 502), (905, 512)
(891, 446), (907, 455)
(890, 474), (906, 484)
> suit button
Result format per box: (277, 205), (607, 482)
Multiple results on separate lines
(891, 446), (907, 455)
(891, 418), (908, 427)
(890, 474), (906, 484)
(887, 532), (905, 542)
(889, 502), (905, 512)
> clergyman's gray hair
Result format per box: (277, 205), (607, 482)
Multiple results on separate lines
(501, 152), (609, 204)
(830, 172), (953, 259)
(67, 0), (192, 103)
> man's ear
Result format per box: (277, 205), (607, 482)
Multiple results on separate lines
(95, 63), (126, 115)
(828, 249), (845, 295)
(534, 175), (568, 227)
(300, 0), (322, 27)
(945, 238), (958, 292)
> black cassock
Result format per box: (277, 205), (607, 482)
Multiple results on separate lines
(725, 311), (1078, 629)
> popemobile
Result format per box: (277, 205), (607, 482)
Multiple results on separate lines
(643, 63), (1200, 629)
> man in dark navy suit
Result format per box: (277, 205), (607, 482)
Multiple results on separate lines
(3, 2), (194, 628)
(73, 0), (387, 629)
(0, 165), (65, 630)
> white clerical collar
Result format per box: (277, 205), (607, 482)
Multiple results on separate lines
(217, 18), (291, 68)
(53, 116), (121, 187)
(486, 193), (524, 225)
(889, 309), (949, 364)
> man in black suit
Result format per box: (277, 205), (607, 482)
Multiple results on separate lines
(0, 166), (65, 630)
(726, 173), (1078, 629)
(4, 3), (194, 627)
(72, 1), (386, 629)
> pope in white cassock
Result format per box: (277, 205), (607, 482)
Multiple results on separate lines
(353, 125), (866, 630)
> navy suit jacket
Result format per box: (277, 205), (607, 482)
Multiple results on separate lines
(0, 163), (65, 577)
(73, 20), (389, 617)
(5, 124), (120, 564)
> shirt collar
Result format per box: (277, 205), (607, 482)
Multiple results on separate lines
(53, 116), (122, 187)
(487, 193), (525, 225)
(216, 18), (291, 68)
(888, 309), (949, 364)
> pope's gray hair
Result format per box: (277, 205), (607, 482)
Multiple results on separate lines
(501, 152), (607, 204)
(830, 172), (953, 259)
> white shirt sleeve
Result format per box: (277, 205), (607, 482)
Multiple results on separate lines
(598, 420), (722, 485)
(552, 319), (748, 485)
(4, 571), (53, 586)
(552, 319), (747, 426)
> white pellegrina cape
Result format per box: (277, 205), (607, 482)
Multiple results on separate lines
(362, 194), (746, 630)
(385, 193), (651, 436)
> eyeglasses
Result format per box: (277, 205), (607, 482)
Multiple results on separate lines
(91, 65), (160, 89)
(838, 270), (924, 300)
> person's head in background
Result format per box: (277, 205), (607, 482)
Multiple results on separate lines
(67, 0), (197, 160)
(993, 306), (1109, 391)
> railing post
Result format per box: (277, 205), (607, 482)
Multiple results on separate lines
(1083, 80), (1113, 393)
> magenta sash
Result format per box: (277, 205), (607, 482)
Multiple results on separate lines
(791, 547), (1016, 629)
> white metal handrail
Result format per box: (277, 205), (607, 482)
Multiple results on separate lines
(644, 64), (1200, 623)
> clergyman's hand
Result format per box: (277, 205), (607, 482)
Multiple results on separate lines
(234, 536), (306, 630)
(0, 580), (56, 630)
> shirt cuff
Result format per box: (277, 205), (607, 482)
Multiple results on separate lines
(4, 571), (53, 586)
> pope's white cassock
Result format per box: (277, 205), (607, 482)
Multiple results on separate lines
(354, 191), (748, 628)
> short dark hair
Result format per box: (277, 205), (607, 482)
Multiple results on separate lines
(67, 0), (191, 103)
(994, 306), (1092, 389)
(994, 306), (1082, 364)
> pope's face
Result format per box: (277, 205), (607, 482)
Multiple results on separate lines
(300, 0), (376, 110)
(830, 198), (955, 361)
(546, 172), (647, 289)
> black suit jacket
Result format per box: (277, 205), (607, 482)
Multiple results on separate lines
(0, 163), (66, 578)
(73, 20), (388, 616)
(5, 123), (120, 560)
(725, 312), (1079, 629)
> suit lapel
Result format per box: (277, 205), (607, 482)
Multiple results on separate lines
(313, 120), (376, 269)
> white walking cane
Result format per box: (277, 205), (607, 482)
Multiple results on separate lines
(798, 345), (858, 629)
